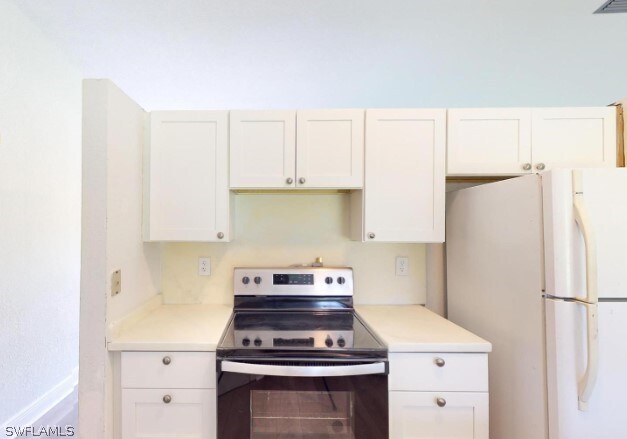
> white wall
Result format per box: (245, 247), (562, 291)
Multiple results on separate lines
(12, 0), (627, 110)
(162, 194), (426, 305)
(80, 79), (161, 439)
(0, 1), (82, 425)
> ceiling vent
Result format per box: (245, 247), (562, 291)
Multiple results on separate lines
(595, 0), (627, 13)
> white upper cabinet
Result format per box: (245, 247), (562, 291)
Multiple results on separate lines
(296, 109), (364, 188)
(230, 110), (364, 189)
(447, 107), (617, 176)
(144, 111), (230, 242)
(229, 110), (297, 188)
(532, 107), (617, 171)
(363, 109), (446, 243)
(447, 108), (532, 176)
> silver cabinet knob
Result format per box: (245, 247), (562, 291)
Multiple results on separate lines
(286, 177), (294, 185)
(434, 357), (445, 367)
(436, 397), (446, 407)
(368, 232), (375, 239)
(162, 356), (171, 365)
(163, 395), (172, 404)
(217, 232), (224, 239)
(299, 177), (306, 185)
(522, 163), (532, 171)
(536, 163), (546, 171)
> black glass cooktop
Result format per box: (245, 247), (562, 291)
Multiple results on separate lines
(218, 311), (386, 357)
(233, 311), (354, 331)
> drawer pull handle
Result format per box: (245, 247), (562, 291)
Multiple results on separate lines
(163, 395), (172, 404)
(162, 356), (172, 365)
(436, 397), (446, 407)
(434, 357), (445, 367)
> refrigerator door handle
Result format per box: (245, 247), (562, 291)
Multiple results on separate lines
(573, 171), (600, 411)
(573, 170), (598, 304)
(578, 302), (599, 411)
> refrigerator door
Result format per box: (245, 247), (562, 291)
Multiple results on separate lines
(543, 168), (627, 300)
(447, 175), (548, 439)
(546, 298), (627, 438)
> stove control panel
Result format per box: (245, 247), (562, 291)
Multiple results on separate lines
(234, 331), (354, 349)
(234, 267), (353, 296)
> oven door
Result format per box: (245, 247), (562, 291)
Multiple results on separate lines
(217, 360), (388, 439)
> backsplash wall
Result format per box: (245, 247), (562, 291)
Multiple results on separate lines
(162, 193), (426, 305)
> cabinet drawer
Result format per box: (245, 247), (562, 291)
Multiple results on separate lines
(389, 353), (488, 392)
(121, 352), (216, 389)
(122, 388), (216, 439)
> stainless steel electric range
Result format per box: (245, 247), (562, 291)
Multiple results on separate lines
(217, 266), (388, 439)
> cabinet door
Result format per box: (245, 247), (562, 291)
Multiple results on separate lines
(447, 108), (532, 176)
(364, 109), (445, 243)
(122, 388), (216, 439)
(531, 107), (617, 172)
(145, 111), (229, 242)
(296, 109), (364, 188)
(389, 391), (488, 439)
(230, 110), (296, 188)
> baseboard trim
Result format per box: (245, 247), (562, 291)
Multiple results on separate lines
(1, 367), (78, 428)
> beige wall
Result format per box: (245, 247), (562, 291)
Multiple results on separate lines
(162, 193), (426, 305)
(80, 79), (161, 439)
(0, 2), (81, 425)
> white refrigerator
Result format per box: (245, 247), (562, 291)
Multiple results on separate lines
(447, 168), (627, 439)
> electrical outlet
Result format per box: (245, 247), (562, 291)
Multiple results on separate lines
(198, 257), (211, 276)
(396, 257), (409, 276)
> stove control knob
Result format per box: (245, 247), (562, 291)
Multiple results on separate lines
(254, 276), (262, 285)
(242, 337), (251, 347)
(254, 337), (262, 347)
(325, 276), (333, 285)
(337, 337), (346, 348)
(337, 277), (346, 285)
(325, 336), (334, 347)
(242, 276), (250, 285)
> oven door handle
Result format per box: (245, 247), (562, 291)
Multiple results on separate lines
(220, 361), (387, 377)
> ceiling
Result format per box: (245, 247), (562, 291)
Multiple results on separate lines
(11, 0), (626, 110)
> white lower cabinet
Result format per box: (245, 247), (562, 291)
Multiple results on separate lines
(120, 352), (216, 439)
(122, 388), (216, 439)
(388, 353), (489, 439)
(389, 391), (489, 439)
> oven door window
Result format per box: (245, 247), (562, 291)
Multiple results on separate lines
(218, 374), (388, 439)
(251, 390), (354, 438)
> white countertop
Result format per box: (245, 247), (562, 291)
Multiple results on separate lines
(108, 303), (490, 353)
(108, 304), (232, 351)
(355, 305), (492, 353)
